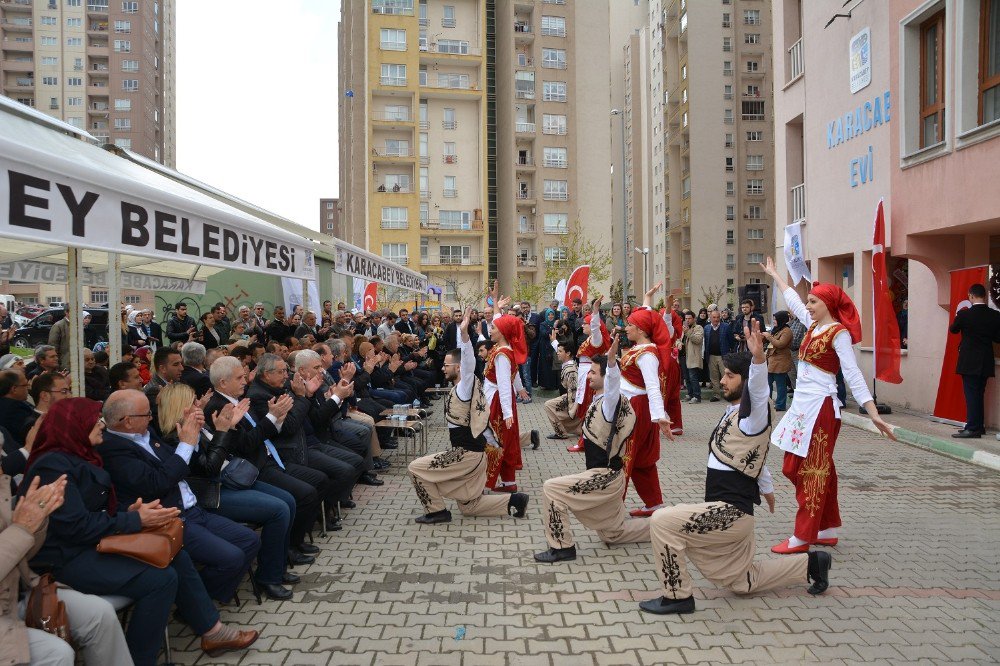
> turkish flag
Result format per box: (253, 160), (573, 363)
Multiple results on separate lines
(363, 282), (378, 312)
(872, 200), (902, 383)
(933, 265), (990, 421)
(563, 265), (590, 308)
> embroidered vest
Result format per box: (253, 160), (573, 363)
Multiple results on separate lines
(560, 363), (578, 394)
(798, 322), (846, 374)
(581, 393), (636, 470)
(619, 344), (666, 395)
(445, 375), (489, 451)
(484, 345), (516, 383)
(708, 405), (772, 479)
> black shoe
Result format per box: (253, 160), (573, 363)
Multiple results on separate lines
(952, 429), (983, 439)
(533, 546), (577, 563)
(287, 550), (315, 566)
(339, 499), (357, 509)
(298, 543), (320, 555)
(531, 430), (540, 450)
(358, 473), (384, 486)
(807, 550), (832, 595)
(547, 433), (568, 440)
(259, 583), (292, 600)
(507, 492), (529, 518)
(373, 458), (391, 470)
(324, 514), (344, 531)
(710, 397), (720, 402)
(415, 509), (452, 524)
(639, 595), (696, 615)
(282, 572), (300, 585)
(381, 440), (399, 450)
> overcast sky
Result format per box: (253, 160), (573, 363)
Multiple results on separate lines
(175, 0), (341, 231)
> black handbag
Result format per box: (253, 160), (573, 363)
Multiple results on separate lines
(186, 476), (221, 509)
(220, 457), (259, 490)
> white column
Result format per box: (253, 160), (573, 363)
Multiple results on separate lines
(107, 252), (121, 364)
(67, 248), (85, 396)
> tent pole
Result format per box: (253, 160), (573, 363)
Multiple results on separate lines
(108, 252), (121, 365)
(67, 248), (85, 397)
(301, 278), (310, 314)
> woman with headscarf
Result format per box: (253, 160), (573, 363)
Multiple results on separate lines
(483, 295), (530, 492)
(763, 310), (793, 411)
(761, 257), (896, 554)
(619, 282), (676, 517)
(20, 398), (260, 665)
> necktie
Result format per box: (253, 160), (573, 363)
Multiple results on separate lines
(243, 411), (285, 470)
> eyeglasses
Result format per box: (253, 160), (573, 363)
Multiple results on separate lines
(46, 388), (72, 395)
(126, 412), (153, 420)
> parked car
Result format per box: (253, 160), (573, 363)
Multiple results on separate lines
(9, 307), (109, 351)
(16, 305), (45, 319)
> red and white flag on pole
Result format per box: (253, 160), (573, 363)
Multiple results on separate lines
(563, 265), (590, 308)
(872, 200), (902, 384)
(363, 282), (378, 313)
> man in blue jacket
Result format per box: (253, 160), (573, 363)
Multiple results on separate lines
(702, 309), (731, 402)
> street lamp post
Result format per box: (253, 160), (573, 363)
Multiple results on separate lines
(635, 247), (649, 295)
(611, 109), (628, 295)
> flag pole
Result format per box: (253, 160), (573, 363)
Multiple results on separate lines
(864, 198), (892, 415)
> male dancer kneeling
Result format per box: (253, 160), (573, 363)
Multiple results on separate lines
(409, 308), (529, 523)
(640, 321), (831, 614)
(535, 333), (651, 562)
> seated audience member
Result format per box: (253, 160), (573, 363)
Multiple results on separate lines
(99, 390), (260, 605)
(206, 346), (228, 369)
(0, 369), (33, 444)
(23, 372), (71, 448)
(180, 341), (212, 398)
(26, 345), (60, 380)
(133, 346), (153, 385)
(109, 361), (144, 392)
(158, 383), (296, 601)
(203, 356), (322, 562)
(83, 348), (111, 402)
(22, 398), (259, 665)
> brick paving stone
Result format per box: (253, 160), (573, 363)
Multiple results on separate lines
(163, 396), (1000, 664)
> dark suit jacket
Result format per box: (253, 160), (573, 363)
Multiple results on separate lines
(443, 322), (459, 352)
(246, 378), (311, 466)
(203, 391), (280, 470)
(1, 425), (26, 476)
(180, 365), (212, 398)
(395, 320), (415, 335)
(100, 429), (189, 510)
(702, 322), (733, 366)
(0, 397), (32, 445)
(950, 303), (1000, 377)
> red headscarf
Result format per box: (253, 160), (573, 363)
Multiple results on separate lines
(493, 314), (528, 365)
(809, 282), (862, 344)
(25, 398), (116, 513)
(627, 307), (674, 373)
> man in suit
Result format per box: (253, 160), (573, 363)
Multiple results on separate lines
(395, 309), (415, 335)
(100, 389), (261, 604)
(180, 341), (213, 398)
(949, 283), (1000, 438)
(702, 309), (732, 402)
(443, 309), (462, 353)
(204, 356), (323, 561)
(0, 369), (32, 446)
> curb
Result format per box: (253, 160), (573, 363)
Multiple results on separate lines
(841, 412), (1000, 472)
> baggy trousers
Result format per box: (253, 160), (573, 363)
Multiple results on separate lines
(409, 447), (511, 516)
(543, 393), (582, 437)
(649, 502), (808, 599)
(542, 467), (651, 549)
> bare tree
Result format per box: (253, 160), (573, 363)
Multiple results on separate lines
(699, 284), (728, 310)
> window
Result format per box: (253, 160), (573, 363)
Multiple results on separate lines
(747, 252), (764, 264)
(437, 39), (469, 54)
(542, 113), (567, 134)
(382, 243), (408, 265)
(327, 213), (333, 220)
(41, 37), (57, 46)
(436, 210), (468, 230)
(746, 84), (761, 97)
(748, 229), (765, 240)
(543, 179), (568, 200)
(724, 133), (734, 148)
(443, 107), (456, 129)
(439, 245), (471, 265)
(114, 20), (131, 32)
(41, 56), (58, 66)
(682, 176), (691, 198)
(380, 28), (406, 50)
(419, 168), (428, 197)
(327, 222), (334, 230)
(724, 84), (733, 99)
(122, 1), (138, 12)
(682, 65), (687, 80)
(725, 157), (734, 172)
(67, 0), (82, 5)
(747, 205), (762, 219)
(382, 64), (407, 87)
(121, 60), (139, 72)
(920, 11), (945, 147)
(373, 0), (413, 15)
(42, 77), (58, 86)
(122, 79), (138, 91)
(384, 138), (410, 156)
(114, 138), (131, 150)
(515, 71), (535, 98)
(66, 17), (82, 27)
(745, 33), (760, 44)
(114, 98), (131, 111)
(74, 57), (83, 70)
(543, 213), (568, 234)
(746, 179), (764, 195)
(726, 182), (735, 196)
(742, 100), (765, 120)
(544, 246), (568, 265)
(726, 205), (735, 220)
(746, 130), (763, 141)
(381, 207), (408, 229)
(66, 37), (82, 46)
(443, 175), (457, 197)
(326, 202), (334, 210)
(384, 174), (411, 191)
(541, 15), (566, 37)
(722, 12), (731, 28)
(723, 37), (732, 52)
(981, 0), (1000, 124)
(67, 77), (82, 86)
(114, 40), (131, 52)
(746, 155), (764, 171)
(114, 117), (131, 129)
(724, 109), (734, 123)
(726, 230), (735, 245)
(726, 254), (736, 270)
(443, 141), (457, 163)
(542, 48), (567, 69)
(436, 73), (470, 89)
(543, 146), (567, 167)
(744, 9), (760, 25)
(723, 60), (733, 75)
(442, 5), (456, 27)
(90, 290), (108, 302)
(67, 97), (82, 106)
(42, 16), (57, 25)
(746, 60), (760, 72)
(384, 104), (409, 121)
(543, 81), (567, 102)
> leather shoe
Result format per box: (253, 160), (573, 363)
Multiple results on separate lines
(534, 545), (576, 563)
(812, 537), (838, 546)
(373, 458), (391, 470)
(531, 430), (540, 450)
(807, 550), (833, 595)
(415, 509), (452, 524)
(358, 473), (384, 486)
(952, 430), (982, 439)
(324, 514), (343, 531)
(771, 538), (809, 554)
(340, 499), (357, 509)
(639, 595), (695, 615)
(507, 492), (529, 518)
(298, 543), (320, 555)
(566, 442), (585, 453)
(382, 439), (399, 450)
(282, 572), (300, 584)
(287, 550), (315, 566)
(201, 628), (259, 657)
(547, 433), (568, 440)
(259, 583), (292, 600)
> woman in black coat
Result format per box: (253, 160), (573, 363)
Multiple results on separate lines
(21, 398), (259, 665)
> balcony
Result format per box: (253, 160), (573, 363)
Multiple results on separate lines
(375, 183), (412, 194)
(86, 3), (108, 14)
(441, 17), (456, 28)
(540, 26), (566, 37)
(542, 124), (566, 136)
(517, 256), (538, 268)
(89, 102), (108, 112)
(515, 55), (534, 67)
(379, 76), (407, 87)
(423, 255), (483, 267)
(514, 23), (533, 41)
(372, 1), (414, 16)
(442, 154), (458, 164)
(741, 113), (765, 121)
(383, 256), (410, 266)
(515, 121), (535, 133)
(515, 89), (535, 100)
(1, 59), (32, 72)
(380, 220), (409, 230)
(516, 190), (535, 204)
(1, 0), (33, 8)
(442, 119), (458, 129)
(419, 120), (430, 130)
(88, 22), (108, 34)
(543, 225), (568, 235)
(420, 189), (430, 199)
(788, 38), (804, 82)
(516, 156), (535, 168)
(791, 183), (806, 223)
(542, 158), (566, 168)
(419, 154), (429, 165)
(421, 218), (484, 232)
(541, 60), (567, 70)
(6, 77), (33, 92)
(1, 19), (32, 31)
(427, 42), (480, 56)
(517, 222), (536, 234)
(372, 147), (415, 160)
(87, 42), (109, 56)
(442, 188), (458, 198)
(422, 75), (477, 91)
(91, 63), (110, 72)
(380, 40), (406, 51)
(543, 190), (568, 201)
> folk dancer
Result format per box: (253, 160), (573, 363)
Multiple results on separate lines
(566, 296), (611, 453)
(543, 332), (581, 441)
(535, 334), (652, 562)
(408, 309), (529, 523)
(620, 283), (675, 517)
(661, 298), (685, 436)
(761, 257), (896, 553)
(484, 296), (531, 492)
(640, 321), (833, 615)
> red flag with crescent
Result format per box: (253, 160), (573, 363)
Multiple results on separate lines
(363, 282), (378, 312)
(872, 200), (902, 384)
(563, 265), (590, 308)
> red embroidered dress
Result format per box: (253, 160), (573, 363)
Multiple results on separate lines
(484, 345), (522, 488)
(618, 344), (668, 507)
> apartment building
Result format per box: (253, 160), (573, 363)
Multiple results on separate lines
(638, 0), (774, 310)
(319, 197), (341, 237)
(0, 0), (174, 307)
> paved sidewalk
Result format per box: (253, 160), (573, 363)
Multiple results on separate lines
(168, 394), (1000, 665)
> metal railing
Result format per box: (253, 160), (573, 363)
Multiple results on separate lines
(515, 89), (535, 99)
(788, 38), (803, 80)
(542, 124), (567, 135)
(543, 191), (568, 201)
(443, 188), (458, 198)
(541, 60), (567, 70)
(516, 156), (534, 166)
(372, 147), (414, 158)
(791, 183), (806, 223)
(421, 219), (483, 231)
(383, 256), (410, 265)
(542, 158), (566, 168)
(442, 120), (458, 129)
(516, 190), (533, 200)
(515, 122), (535, 133)
(379, 76), (407, 87)
(375, 183), (412, 193)
(423, 256), (483, 266)
(372, 111), (411, 122)
(517, 257), (538, 267)
(541, 27), (566, 37)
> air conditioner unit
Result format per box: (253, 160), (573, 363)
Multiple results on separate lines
(373, 7), (383, 14)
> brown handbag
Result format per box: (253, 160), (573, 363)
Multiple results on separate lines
(25, 573), (72, 645)
(96, 517), (184, 569)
